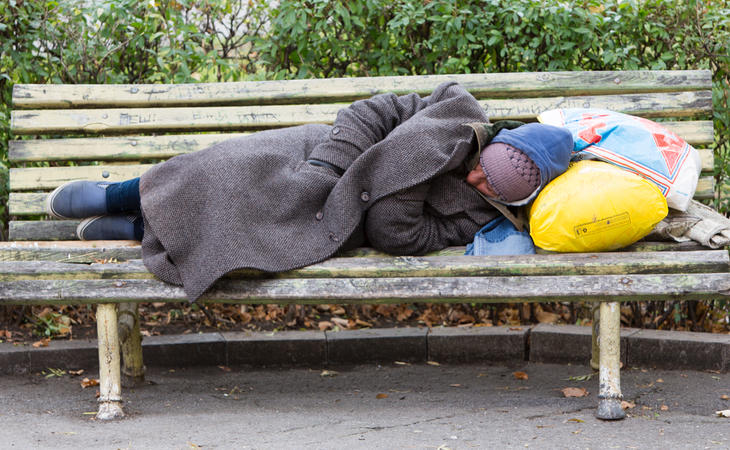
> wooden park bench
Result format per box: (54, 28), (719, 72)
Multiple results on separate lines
(3, 70), (728, 421)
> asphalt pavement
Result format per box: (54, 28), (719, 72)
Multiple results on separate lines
(1, 362), (728, 449)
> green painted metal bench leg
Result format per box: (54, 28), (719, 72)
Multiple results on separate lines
(118, 302), (145, 386)
(96, 303), (125, 420)
(596, 301), (625, 420)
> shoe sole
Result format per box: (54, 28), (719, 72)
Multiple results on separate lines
(45, 180), (78, 219)
(76, 216), (103, 241)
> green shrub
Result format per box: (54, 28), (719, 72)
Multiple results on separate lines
(0, 0), (267, 238)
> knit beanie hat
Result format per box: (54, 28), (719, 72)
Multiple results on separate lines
(479, 142), (541, 203)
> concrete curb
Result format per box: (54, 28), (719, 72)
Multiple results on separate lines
(1, 325), (727, 375)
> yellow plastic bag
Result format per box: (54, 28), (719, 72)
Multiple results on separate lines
(529, 160), (668, 252)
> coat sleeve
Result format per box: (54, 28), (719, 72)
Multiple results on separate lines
(364, 178), (484, 255)
(307, 82), (461, 172)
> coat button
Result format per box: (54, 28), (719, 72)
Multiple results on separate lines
(315, 211), (323, 220)
(328, 232), (339, 242)
(360, 191), (370, 202)
(332, 127), (340, 135)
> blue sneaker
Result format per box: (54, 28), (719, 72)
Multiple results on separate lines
(46, 180), (111, 219)
(76, 215), (141, 241)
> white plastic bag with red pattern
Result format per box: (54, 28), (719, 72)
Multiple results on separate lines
(538, 108), (702, 211)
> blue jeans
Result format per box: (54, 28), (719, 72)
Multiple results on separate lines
(465, 216), (535, 256)
(106, 177), (143, 240)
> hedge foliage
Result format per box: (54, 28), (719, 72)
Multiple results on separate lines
(1, 0), (729, 225)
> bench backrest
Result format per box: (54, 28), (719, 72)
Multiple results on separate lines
(9, 70), (714, 242)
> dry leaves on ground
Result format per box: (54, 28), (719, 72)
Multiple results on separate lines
(376, 393), (388, 399)
(513, 371), (528, 380)
(561, 387), (588, 398)
(621, 400), (636, 410)
(32, 338), (50, 348)
(715, 409), (730, 418)
(80, 378), (99, 388)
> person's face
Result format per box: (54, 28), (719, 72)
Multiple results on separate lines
(466, 161), (498, 198)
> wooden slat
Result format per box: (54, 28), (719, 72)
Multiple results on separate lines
(699, 147), (715, 172)
(0, 241), (143, 263)
(694, 176), (714, 199)
(6, 175), (716, 217)
(1, 251), (725, 281)
(10, 92), (712, 136)
(1, 273), (728, 305)
(12, 70), (712, 109)
(6, 176), (716, 219)
(8, 121), (713, 163)
(9, 133), (250, 162)
(10, 164), (154, 190)
(9, 220), (80, 241)
(0, 241), (709, 263)
(8, 193), (45, 215)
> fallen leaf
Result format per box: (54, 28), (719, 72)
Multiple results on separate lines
(449, 384), (462, 388)
(32, 338), (50, 348)
(656, 378), (664, 383)
(660, 405), (669, 411)
(621, 400), (636, 410)
(572, 430), (582, 435)
(355, 319), (372, 328)
(513, 371), (528, 380)
(715, 409), (730, 418)
(217, 365), (232, 372)
(68, 369), (84, 376)
(721, 395), (729, 400)
(318, 321), (333, 331)
(80, 378), (99, 389)
(426, 361), (440, 366)
(566, 418), (584, 423)
(331, 317), (349, 328)
(320, 369), (338, 377)
(376, 393), (388, 399)
(561, 387), (588, 398)
(508, 327), (523, 331)
(394, 361), (410, 366)
(535, 306), (559, 324)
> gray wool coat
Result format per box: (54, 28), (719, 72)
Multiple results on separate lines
(140, 82), (500, 302)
